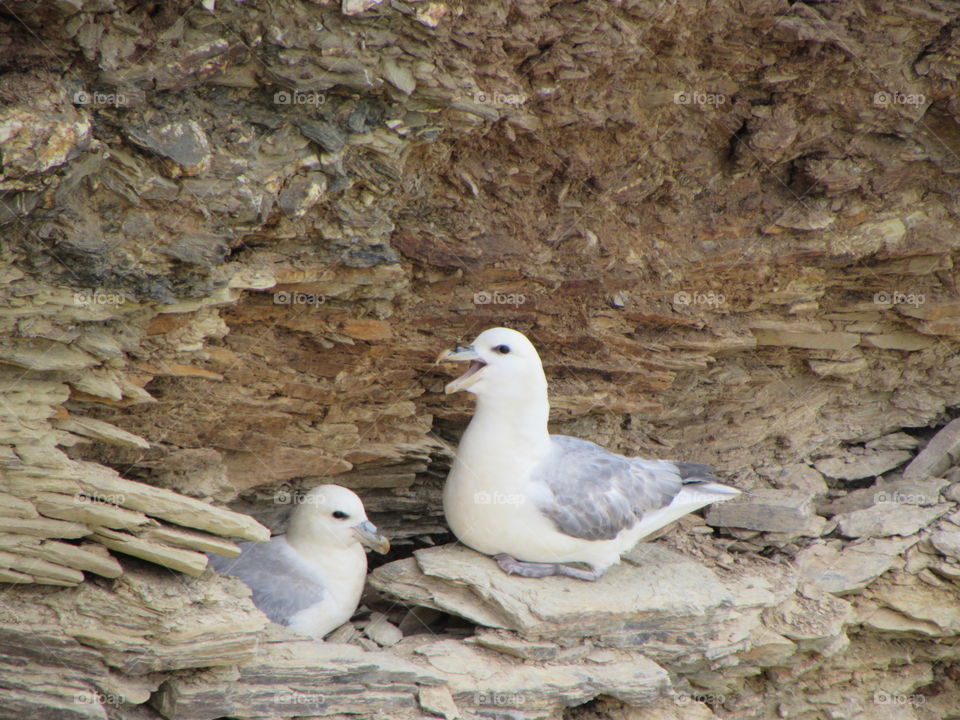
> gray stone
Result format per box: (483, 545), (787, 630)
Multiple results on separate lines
(868, 574), (960, 636)
(819, 477), (948, 516)
(365, 611), (404, 647)
(903, 418), (960, 481)
(930, 531), (960, 560)
(294, 118), (348, 152)
(835, 503), (952, 538)
(123, 120), (211, 175)
(342, 0), (385, 15)
(764, 463), (829, 493)
(872, 477), (948, 506)
(945, 482), (960, 503)
(418, 684), (460, 720)
(278, 173), (327, 218)
(414, 639), (670, 717)
(814, 449), (913, 481)
(705, 489), (824, 534)
(796, 537), (916, 594)
(761, 585), (852, 653)
(155, 629), (444, 720)
(866, 432), (922, 451)
(371, 543), (786, 666)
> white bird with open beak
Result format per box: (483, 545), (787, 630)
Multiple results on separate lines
(440, 327), (739, 581)
(209, 484), (389, 639)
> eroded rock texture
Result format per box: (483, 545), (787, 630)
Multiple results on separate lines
(2, 0), (960, 718)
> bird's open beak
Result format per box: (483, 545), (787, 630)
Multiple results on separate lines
(439, 345), (486, 394)
(352, 520), (390, 554)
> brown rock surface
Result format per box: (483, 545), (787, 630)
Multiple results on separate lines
(3, 0), (960, 718)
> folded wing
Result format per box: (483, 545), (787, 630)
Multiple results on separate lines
(533, 435), (730, 541)
(208, 537), (326, 625)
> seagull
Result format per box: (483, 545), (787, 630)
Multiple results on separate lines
(440, 327), (740, 581)
(208, 485), (389, 639)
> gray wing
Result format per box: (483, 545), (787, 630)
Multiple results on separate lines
(208, 537), (326, 625)
(532, 435), (720, 541)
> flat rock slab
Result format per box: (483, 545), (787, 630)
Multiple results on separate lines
(835, 503), (952, 538)
(796, 537), (917, 595)
(371, 543), (783, 666)
(154, 629), (444, 720)
(866, 573), (960, 636)
(762, 585), (852, 652)
(903, 418), (960, 481)
(930, 530), (960, 560)
(819, 477), (949, 516)
(413, 638), (670, 719)
(814, 449), (913, 481)
(705, 489), (824, 534)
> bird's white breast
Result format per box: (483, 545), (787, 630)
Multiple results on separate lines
(443, 427), (624, 567)
(287, 542), (367, 639)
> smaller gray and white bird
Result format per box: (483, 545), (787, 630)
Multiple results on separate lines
(441, 327), (740, 581)
(208, 485), (389, 639)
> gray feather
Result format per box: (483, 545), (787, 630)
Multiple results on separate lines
(208, 537), (326, 625)
(672, 461), (720, 483)
(533, 435), (726, 541)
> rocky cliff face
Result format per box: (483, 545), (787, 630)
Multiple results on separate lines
(2, 0), (960, 719)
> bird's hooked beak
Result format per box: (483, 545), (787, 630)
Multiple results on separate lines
(352, 520), (390, 554)
(439, 345), (486, 394)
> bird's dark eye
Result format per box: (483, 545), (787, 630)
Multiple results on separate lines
(332, 511), (349, 520)
(494, 344), (511, 354)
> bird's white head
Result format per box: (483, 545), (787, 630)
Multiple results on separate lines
(440, 327), (547, 402)
(287, 485), (390, 554)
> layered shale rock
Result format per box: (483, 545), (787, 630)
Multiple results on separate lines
(3, 0), (960, 718)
